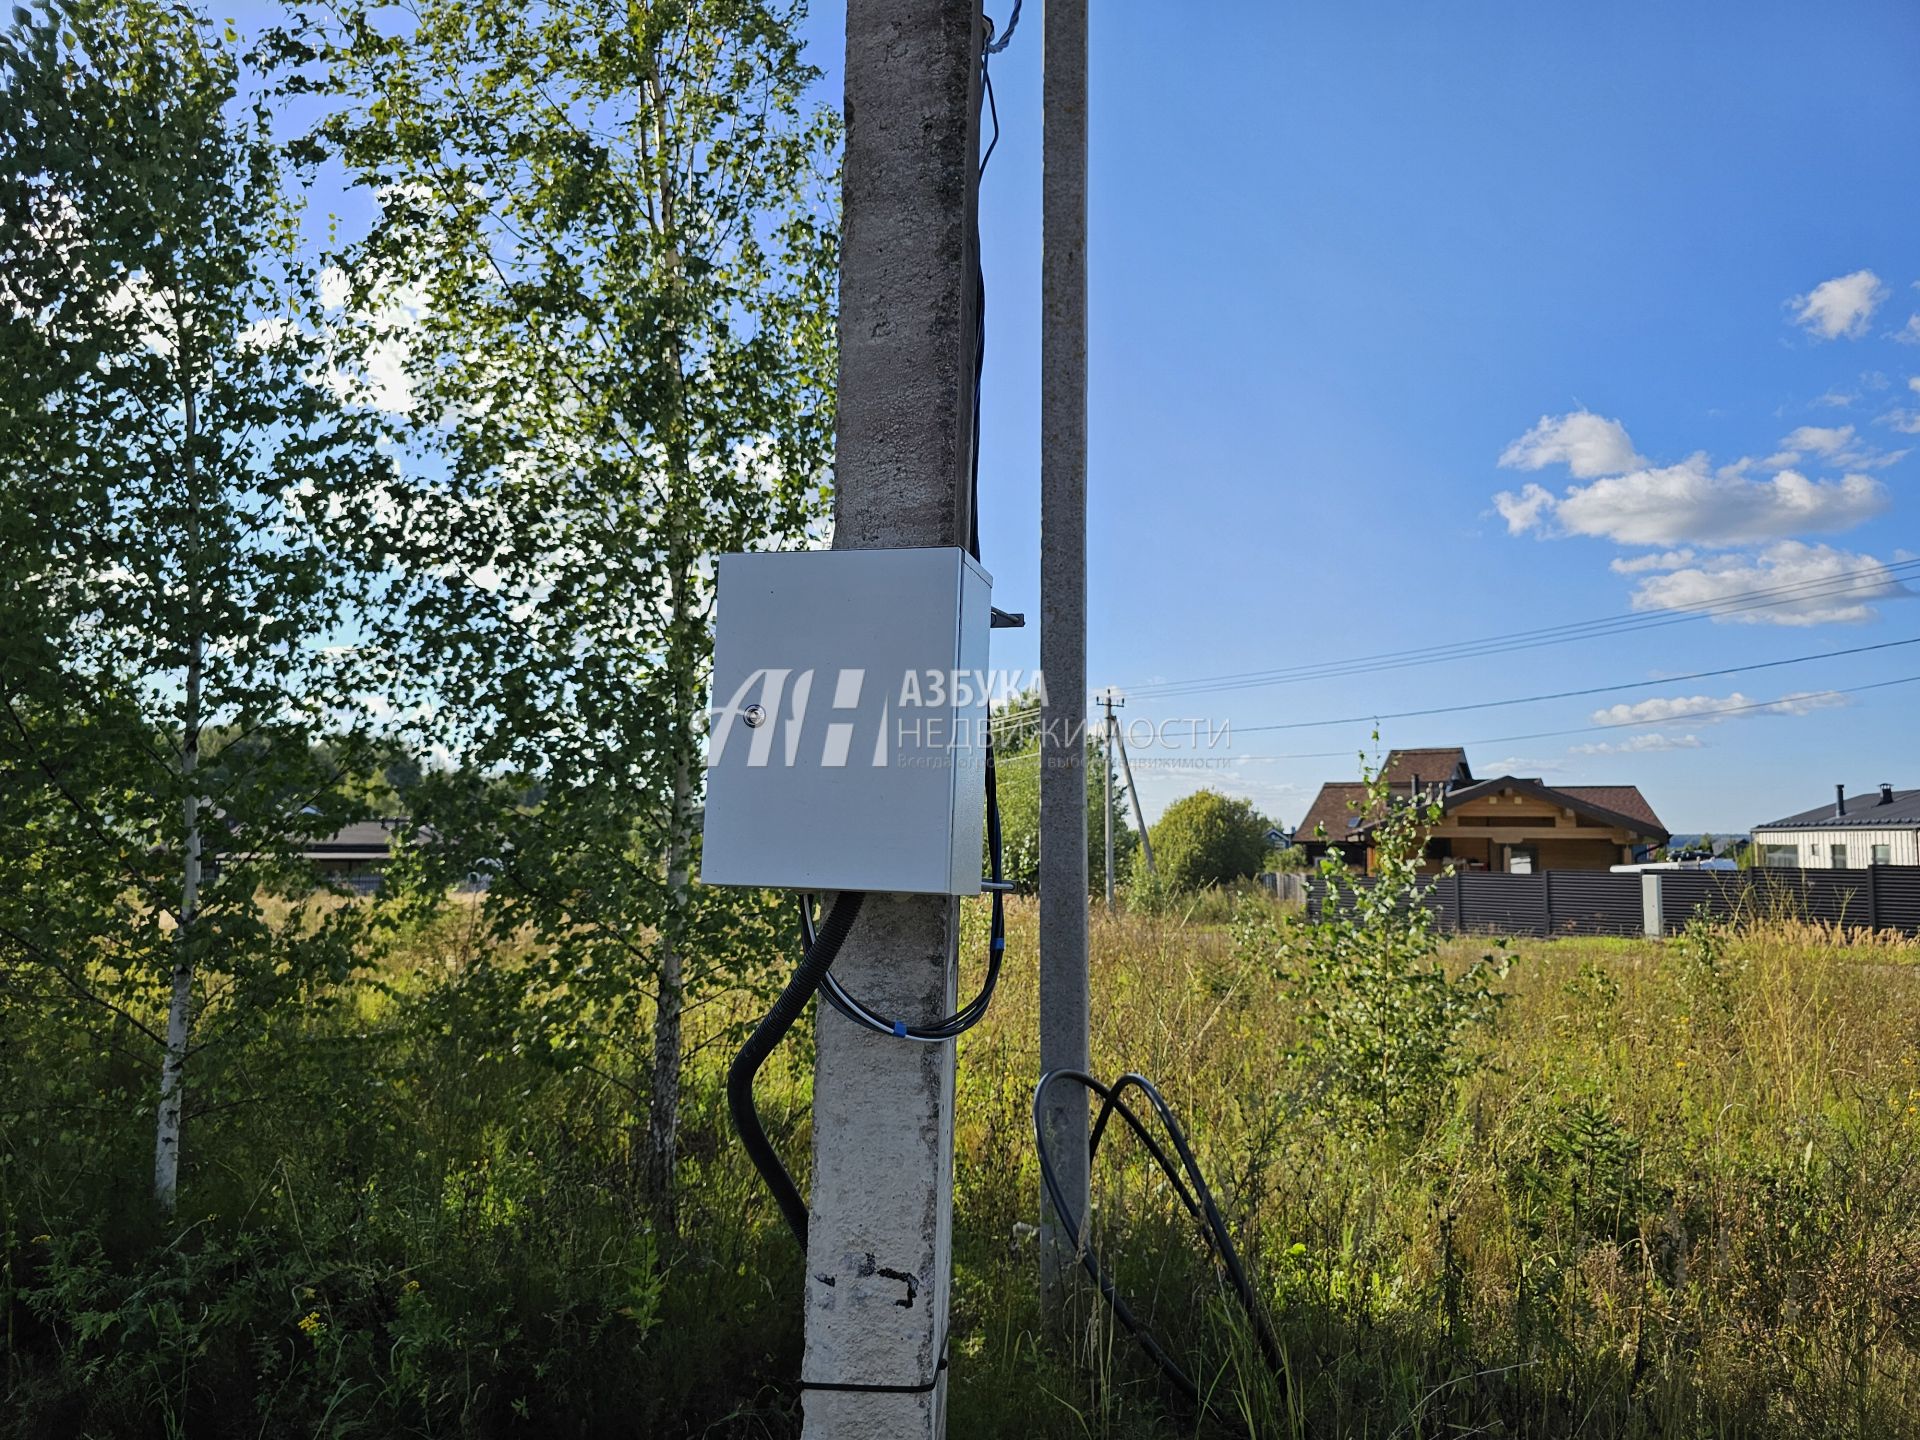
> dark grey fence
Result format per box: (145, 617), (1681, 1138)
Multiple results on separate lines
(1305, 865), (1920, 940)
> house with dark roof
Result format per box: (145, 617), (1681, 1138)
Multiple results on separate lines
(1293, 747), (1669, 875)
(1751, 783), (1920, 868)
(303, 818), (406, 892)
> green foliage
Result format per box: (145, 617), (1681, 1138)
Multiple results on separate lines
(1240, 755), (1509, 1139)
(0, 0), (394, 1209)
(7, 895), (1920, 1436)
(281, 0), (842, 1222)
(1123, 868), (1265, 923)
(1268, 843), (1314, 873)
(1148, 788), (1272, 892)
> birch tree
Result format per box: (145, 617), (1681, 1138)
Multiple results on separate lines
(288, 0), (838, 1230)
(0, 0), (393, 1213)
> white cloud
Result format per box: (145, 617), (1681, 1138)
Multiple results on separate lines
(238, 315), (297, 353)
(1782, 424), (1853, 456)
(1789, 270), (1886, 340)
(1493, 482), (1557, 534)
(1625, 541), (1909, 626)
(1769, 423), (1905, 470)
(318, 265), (425, 414)
(1479, 755), (1565, 776)
(1497, 455), (1887, 546)
(1911, 377), (1920, 395)
(1499, 411), (1644, 478)
(1897, 314), (1920, 345)
(319, 265), (352, 310)
(1569, 733), (1705, 755)
(1609, 549), (1696, 575)
(1590, 689), (1850, 726)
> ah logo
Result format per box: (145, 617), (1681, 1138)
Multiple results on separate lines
(707, 668), (891, 769)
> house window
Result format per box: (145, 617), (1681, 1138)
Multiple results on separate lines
(1758, 844), (1798, 869)
(1830, 844), (1848, 869)
(1872, 843), (1892, 866)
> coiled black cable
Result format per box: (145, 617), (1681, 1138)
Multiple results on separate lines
(1033, 1069), (1284, 1402)
(805, 733), (1006, 1042)
(727, 891), (866, 1247)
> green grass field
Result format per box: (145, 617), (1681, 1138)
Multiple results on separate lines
(6, 899), (1920, 1437)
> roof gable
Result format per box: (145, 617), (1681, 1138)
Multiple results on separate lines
(1442, 776), (1668, 839)
(1294, 751), (1669, 846)
(1380, 748), (1471, 787)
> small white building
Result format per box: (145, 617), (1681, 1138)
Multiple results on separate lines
(1751, 784), (1920, 869)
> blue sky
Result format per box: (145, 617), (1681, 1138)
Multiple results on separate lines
(231, 0), (1919, 835)
(808, 0), (1920, 833)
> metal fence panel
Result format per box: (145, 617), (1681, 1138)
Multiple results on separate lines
(1460, 872), (1549, 936)
(1543, 870), (1643, 937)
(1307, 865), (1920, 940)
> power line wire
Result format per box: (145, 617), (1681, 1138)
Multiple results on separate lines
(1215, 673), (1920, 763)
(1123, 558), (1920, 699)
(1218, 633), (1920, 735)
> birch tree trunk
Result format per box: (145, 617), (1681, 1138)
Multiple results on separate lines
(642, 59), (696, 1235)
(647, 750), (693, 1231)
(155, 387), (202, 1215)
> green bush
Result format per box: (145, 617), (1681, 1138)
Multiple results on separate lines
(1238, 760), (1509, 1140)
(1148, 789), (1273, 892)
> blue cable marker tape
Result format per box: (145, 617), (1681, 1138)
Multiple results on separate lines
(893, 1019), (908, 1038)
(991, 936), (1006, 952)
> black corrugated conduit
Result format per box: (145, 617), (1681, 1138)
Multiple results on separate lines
(1033, 1069), (1286, 1403)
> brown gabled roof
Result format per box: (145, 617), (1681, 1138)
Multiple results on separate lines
(1379, 748), (1472, 787)
(1293, 766), (1669, 847)
(1295, 781), (1374, 842)
(1439, 776), (1669, 841)
(1556, 785), (1667, 835)
(1296, 750), (1473, 841)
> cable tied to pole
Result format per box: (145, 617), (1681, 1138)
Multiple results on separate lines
(983, 0), (1022, 54)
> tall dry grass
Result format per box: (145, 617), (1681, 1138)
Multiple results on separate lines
(8, 896), (1920, 1438)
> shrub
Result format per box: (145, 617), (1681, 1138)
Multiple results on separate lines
(1240, 756), (1509, 1139)
(1148, 789), (1272, 892)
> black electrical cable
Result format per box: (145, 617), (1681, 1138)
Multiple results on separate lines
(1034, 1070), (1284, 1403)
(727, 891), (866, 1247)
(729, 17), (1015, 1253)
(806, 738), (1006, 1042)
(795, 17), (1010, 1047)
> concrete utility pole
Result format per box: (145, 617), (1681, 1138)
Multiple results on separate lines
(1113, 718), (1154, 878)
(1096, 687), (1122, 911)
(804, 3), (981, 1435)
(1037, 0), (1090, 1307)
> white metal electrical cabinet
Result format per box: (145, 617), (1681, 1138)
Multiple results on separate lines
(700, 547), (992, 896)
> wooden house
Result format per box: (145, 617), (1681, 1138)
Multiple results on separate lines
(1293, 747), (1668, 875)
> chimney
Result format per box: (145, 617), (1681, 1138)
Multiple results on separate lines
(1881, 783), (1896, 806)
(1835, 783), (1847, 818)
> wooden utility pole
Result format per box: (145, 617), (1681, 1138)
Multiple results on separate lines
(803, 4), (982, 1435)
(1037, 0), (1090, 1306)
